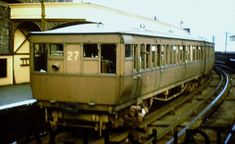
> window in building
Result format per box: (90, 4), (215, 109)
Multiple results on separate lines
(0, 59), (7, 78)
(101, 44), (116, 74)
(125, 44), (133, 58)
(20, 58), (30, 66)
(34, 43), (48, 72)
(83, 44), (98, 58)
(49, 44), (64, 56)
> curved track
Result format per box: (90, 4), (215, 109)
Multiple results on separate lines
(91, 67), (232, 144)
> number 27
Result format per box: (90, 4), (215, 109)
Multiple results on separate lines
(67, 51), (79, 61)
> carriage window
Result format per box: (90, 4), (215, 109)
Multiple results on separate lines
(157, 44), (161, 67)
(179, 46), (184, 63)
(146, 44), (151, 68)
(133, 44), (138, 70)
(192, 46), (196, 61)
(169, 45), (173, 64)
(101, 44), (116, 74)
(140, 44), (146, 69)
(151, 45), (156, 67)
(125, 44), (133, 58)
(83, 44), (98, 58)
(161, 45), (165, 66)
(49, 44), (64, 56)
(185, 46), (190, 62)
(166, 45), (170, 65)
(195, 46), (198, 60)
(198, 46), (201, 60)
(173, 45), (177, 64)
(33, 43), (48, 72)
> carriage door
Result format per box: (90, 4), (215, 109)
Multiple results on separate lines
(65, 44), (81, 73)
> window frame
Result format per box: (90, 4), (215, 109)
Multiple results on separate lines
(83, 43), (99, 58)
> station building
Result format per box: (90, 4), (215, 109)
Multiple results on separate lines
(0, 0), (79, 86)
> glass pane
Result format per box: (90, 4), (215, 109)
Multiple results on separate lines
(83, 44), (98, 58)
(50, 44), (64, 56)
(125, 44), (133, 58)
(101, 44), (116, 74)
(34, 43), (48, 72)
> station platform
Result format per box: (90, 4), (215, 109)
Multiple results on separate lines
(0, 84), (46, 143)
(0, 84), (35, 110)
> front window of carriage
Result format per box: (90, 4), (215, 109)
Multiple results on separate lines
(49, 44), (64, 56)
(33, 43), (48, 72)
(33, 43), (64, 72)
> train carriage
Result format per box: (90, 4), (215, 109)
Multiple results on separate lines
(29, 23), (214, 132)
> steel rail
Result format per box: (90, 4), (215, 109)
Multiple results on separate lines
(215, 64), (235, 73)
(224, 123), (235, 144)
(167, 67), (231, 144)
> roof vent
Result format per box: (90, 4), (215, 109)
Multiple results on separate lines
(140, 24), (146, 29)
(97, 22), (104, 28)
(169, 29), (173, 33)
(183, 28), (191, 33)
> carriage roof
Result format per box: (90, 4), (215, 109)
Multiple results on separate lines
(30, 23), (207, 42)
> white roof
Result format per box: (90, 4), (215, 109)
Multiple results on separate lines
(31, 23), (204, 42)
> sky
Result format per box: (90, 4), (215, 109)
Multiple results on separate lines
(75, 0), (235, 52)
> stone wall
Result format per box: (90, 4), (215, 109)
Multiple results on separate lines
(0, 2), (10, 54)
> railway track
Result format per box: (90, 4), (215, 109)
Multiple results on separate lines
(90, 67), (231, 144)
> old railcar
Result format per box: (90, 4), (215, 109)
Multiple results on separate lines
(29, 23), (214, 132)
